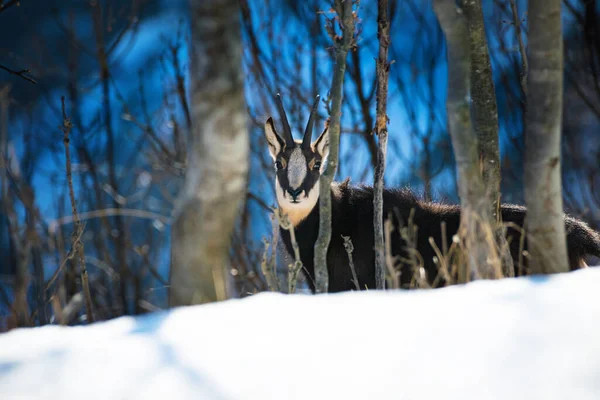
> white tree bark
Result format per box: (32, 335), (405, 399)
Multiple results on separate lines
(462, 0), (514, 277)
(524, 0), (569, 274)
(169, 0), (249, 306)
(433, 0), (500, 281)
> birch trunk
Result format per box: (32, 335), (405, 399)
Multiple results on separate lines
(433, 0), (500, 281)
(373, 0), (391, 289)
(169, 0), (249, 306)
(462, 0), (514, 276)
(524, 0), (569, 274)
(313, 0), (355, 293)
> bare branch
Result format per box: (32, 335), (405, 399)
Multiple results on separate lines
(0, 64), (36, 84)
(373, 0), (391, 289)
(0, 0), (21, 15)
(314, 0), (356, 293)
(1, 86), (31, 326)
(261, 213), (281, 292)
(48, 208), (171, 235)
(341, 235), (360, 290)
(509, 0), (528, 96)
(61, 96), (94, 323)
(275, 209), (303, 294)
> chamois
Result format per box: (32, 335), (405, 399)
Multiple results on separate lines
(264, 94), (600, 293)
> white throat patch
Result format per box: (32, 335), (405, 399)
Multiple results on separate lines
(276, 177), (320, 227)
(287, 148), (307, 189)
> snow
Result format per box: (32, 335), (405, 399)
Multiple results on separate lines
(1, 269), (600, 400)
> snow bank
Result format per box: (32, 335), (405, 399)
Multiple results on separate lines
(1, 269), (600, 400)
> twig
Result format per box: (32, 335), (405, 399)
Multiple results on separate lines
(441, 221), (448, 256)
(429, 237), (446, 280)
(0, 0), (21, 15)
(0, 64), (36, 84)
(383, 217), (400, 289)
(86, 254), (119, 280)
(259, 212), (281, 292)
(274, 208), (303, 294)
(509, 0), (528, 96)
(46, 223), (85, 290)
(502, 221), (530, 276)
(48, 208), (171, 234)
(430, 221), (456, 287)
(91, 0), (131, 311)
(341, 235), (360, 290)
(261, 238), (276, 291)
(247, 191), (272, 213)
(1, 85), (31, 326)
(268, 211), (280, 290)
(168, 42), (192, 131)
(60, 96), (94, 323)
(395, 208), (425, 287)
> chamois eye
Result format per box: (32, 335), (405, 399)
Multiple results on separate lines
(313, 161), (321, 170)
(275, 161), (284, 170)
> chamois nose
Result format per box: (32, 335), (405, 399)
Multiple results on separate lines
(287, 188), (302, 201)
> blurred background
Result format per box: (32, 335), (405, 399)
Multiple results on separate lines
(0, 0), (598, 328)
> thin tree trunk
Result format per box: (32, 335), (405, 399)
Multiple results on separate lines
(509, 0), (528, 97)
(61, 97), (95, 323)
(374, 0), (391, 290)
(462, 0), (514, 277)
(169, 0), (249, 306)
(1, 86), (30, 327)
(91, 3), (128, 315)
(433, 0), (500, 281)
(313, 0), (355, 293)
(524, 0), (569, 274)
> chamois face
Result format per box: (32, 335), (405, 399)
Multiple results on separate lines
(264, 118), (329, 226)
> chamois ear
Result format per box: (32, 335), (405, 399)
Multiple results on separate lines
(313, 127), (329, 159)
(264, 117), (285, 161)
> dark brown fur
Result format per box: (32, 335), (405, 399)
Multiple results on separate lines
(280, 182), (600, 293)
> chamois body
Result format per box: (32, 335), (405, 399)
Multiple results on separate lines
(264, 94), (600, 293)
(279, 182), (600, 292)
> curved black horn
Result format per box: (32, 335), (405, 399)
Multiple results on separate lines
(275, 93), (295, 147)
(302, 95), (320, 150)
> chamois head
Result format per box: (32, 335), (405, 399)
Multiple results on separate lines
(264, 94), (329, 226)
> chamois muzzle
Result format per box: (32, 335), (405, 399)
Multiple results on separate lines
(287, 188), (303, 202)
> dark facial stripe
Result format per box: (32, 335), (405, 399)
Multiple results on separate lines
(276, 145), (322, 195)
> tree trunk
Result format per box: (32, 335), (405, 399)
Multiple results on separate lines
(373, 0), (391, 290)
(524, 0), (569, 274)
(313, 0), (355, 293)
(462, 0), (514, 277)
(91, 2), (129, 315)
(169, 0), (249, 306)
(433, 0), (500, 281)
